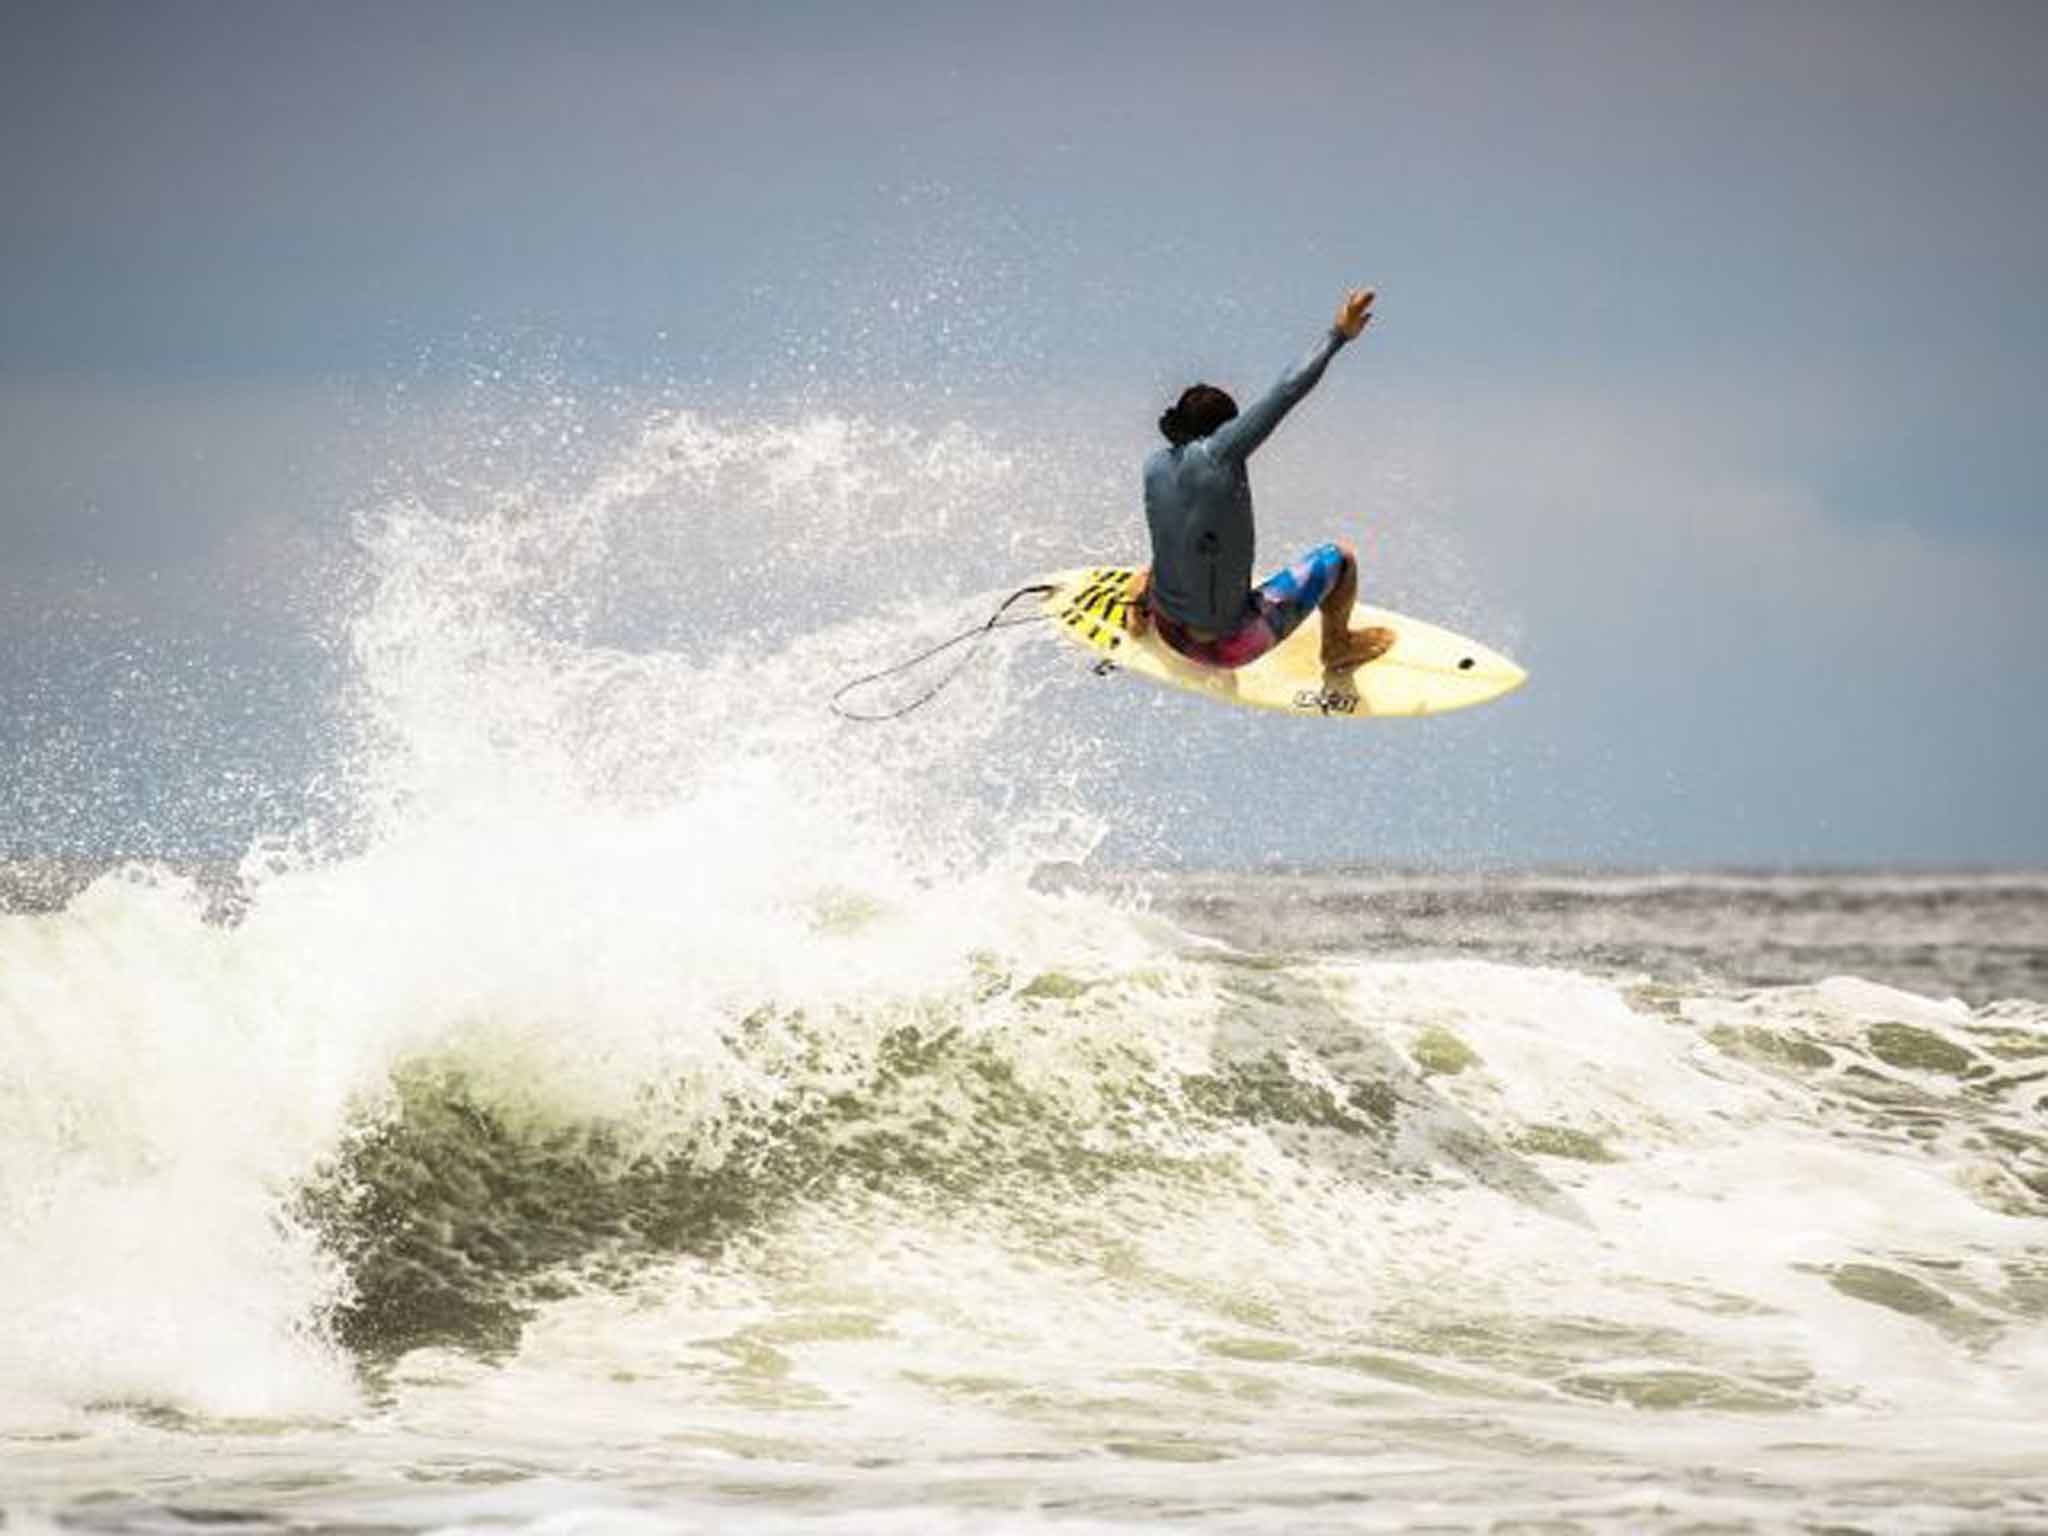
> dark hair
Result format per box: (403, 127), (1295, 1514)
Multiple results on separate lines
(1158, 383), (1238, 446)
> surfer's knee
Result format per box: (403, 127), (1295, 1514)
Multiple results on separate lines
(1323, 541), (1358, 591)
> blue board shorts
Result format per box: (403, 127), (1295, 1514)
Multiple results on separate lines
(1153, 542), (1351, 670)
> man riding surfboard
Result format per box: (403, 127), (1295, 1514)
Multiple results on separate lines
(1127, 286), (1393, 672)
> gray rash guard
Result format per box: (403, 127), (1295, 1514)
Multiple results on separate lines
(1143, 326), (1351, 632)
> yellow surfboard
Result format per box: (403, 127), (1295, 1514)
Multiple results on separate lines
(1042, 567), (1527, 719)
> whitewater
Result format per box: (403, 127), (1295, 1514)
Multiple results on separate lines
(3, 399), (2045, 1534)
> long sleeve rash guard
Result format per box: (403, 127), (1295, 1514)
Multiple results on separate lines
(1143, 326), (1351, 632)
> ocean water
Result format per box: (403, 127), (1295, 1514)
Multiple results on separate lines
(4, 404), (2045, 1534)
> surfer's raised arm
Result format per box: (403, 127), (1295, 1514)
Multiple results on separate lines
(1133, 282), (1393, 670)
(1208, 287), (1374, 465)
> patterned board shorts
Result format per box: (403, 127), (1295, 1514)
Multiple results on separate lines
(1153, 542), (1351, 670)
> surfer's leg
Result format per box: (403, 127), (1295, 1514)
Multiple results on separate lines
(1249, 543), (1390, 670)
(1313, 541), (1394, 671)
(1166, 543), (1366, 672)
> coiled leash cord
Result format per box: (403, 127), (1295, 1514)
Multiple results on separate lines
(828, 583), (1058, 722)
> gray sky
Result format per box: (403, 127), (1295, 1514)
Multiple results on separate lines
(3, 1), (2044, 865)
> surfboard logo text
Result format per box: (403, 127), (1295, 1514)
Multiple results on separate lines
(1294, 689), (1358, 715)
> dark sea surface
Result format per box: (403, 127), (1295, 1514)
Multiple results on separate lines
(1150, 867), (2048, 1007)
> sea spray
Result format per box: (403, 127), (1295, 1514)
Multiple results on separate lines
(1, 398), (1137, 1423)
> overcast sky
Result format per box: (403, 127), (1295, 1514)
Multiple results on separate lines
(3, 1), (2043, 866)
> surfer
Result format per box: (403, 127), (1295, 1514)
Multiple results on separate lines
(1126, 286), (1394, 672)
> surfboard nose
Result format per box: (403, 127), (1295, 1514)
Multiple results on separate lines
(1448, 639), (1527, 706)
(1482, 651), (1528, 700)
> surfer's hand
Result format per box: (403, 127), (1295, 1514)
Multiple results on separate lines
(1123, 569), (1151, 635)
(1335, 287), (1375, 340)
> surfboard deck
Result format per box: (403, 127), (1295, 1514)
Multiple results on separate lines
(1041, 567), (1526, 719)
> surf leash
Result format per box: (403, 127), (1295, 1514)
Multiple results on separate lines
(829, 583), (1057, 722)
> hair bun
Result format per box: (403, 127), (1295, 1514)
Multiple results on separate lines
(1159, 383), (1237, 446)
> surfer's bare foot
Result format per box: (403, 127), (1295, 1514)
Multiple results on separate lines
(1322, 625), (1395, 672)
(1123, 568), (1152, 636)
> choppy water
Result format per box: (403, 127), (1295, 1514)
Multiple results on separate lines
(4, 401), (2045, 1533)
